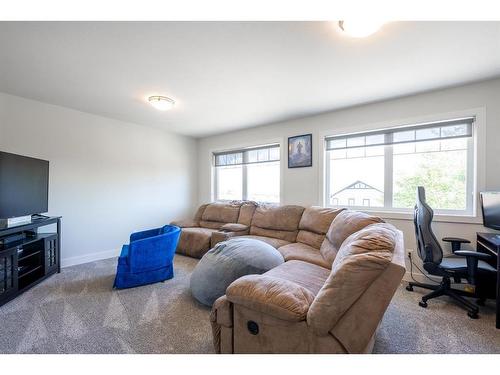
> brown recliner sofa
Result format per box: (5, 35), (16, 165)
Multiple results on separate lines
(171, 201), (257, 258)
(172, 202), (344, 263)
(172, 202), (405, 353)
(210, 210), (406, 353)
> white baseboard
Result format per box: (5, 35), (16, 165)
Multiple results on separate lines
(61, 248), (121, 268)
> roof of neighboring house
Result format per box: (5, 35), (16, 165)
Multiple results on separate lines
(331, 180), (383, 197)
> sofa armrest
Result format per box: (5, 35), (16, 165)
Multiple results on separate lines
(226, 275), (315, 322)
(220, 223), (249, 233)
(170, 219), (199, 228)
(210, 296), (233, 354)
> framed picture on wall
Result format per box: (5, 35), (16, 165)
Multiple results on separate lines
(288, 133), (312, 168)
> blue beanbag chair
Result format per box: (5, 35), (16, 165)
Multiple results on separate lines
(190, 238), (284, 306)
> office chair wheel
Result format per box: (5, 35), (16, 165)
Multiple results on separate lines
(467, 311), (479, 319)
(419, 301), (428, 308)
(406, 285), (414, 292)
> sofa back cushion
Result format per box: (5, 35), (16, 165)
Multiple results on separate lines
(238, 201), (257, 225)
(296, 207), (345, 249)
(320, 210), (384, 265)
(250, 205), (304, 242)
(200, 202), (241, 229)
(307, 223), (398, 336)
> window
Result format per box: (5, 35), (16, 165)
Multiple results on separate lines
(325, 117), (475, 215)
(214, 144), (280, 203)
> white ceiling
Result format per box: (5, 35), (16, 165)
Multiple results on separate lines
(1, 21), (499, 138)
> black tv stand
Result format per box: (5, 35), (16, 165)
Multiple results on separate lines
(0, 216), (61, 307)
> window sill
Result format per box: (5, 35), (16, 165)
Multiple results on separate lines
(365, 210), (482, 225)
(327, 206), (483, 225)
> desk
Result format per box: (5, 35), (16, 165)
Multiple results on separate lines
(476, 232), (500, 329)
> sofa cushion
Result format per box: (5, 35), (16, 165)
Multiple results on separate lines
(278, 242), (330, 269)
(264, 260), (330, 296)
(249, 226), (298, 243)
(251, 205), (304, 231)
(307, 223), (397, 336)
(296, 230), (325, 250)
(220, 223), (249, 233)
(298, 206), (345, 234)
(176, 227), (218, 258)
(202, 202), (241, 223)
(200, 220), (226, 229)
(239, 235), (291, 249)
(296, 207), (345, 249)
(320, 210), (384, 266)
(238, 202), (257, 225)
(226, 275), (315, 321)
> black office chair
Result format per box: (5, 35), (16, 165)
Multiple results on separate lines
(406, 186), (496, 318)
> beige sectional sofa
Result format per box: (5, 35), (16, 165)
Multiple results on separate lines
(171, 201), (405, 353)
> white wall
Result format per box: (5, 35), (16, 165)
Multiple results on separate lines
(198, 78), (500, 275)
(0, 93), (197, 267)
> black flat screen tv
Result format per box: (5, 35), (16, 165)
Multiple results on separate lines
(480, 192), (500, 231)
(0, 151), (49, 219)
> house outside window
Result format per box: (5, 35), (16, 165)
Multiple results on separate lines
(213, 144), (280, 203)
(325, 117), (475, 215)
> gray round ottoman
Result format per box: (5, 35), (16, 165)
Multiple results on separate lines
(190, 238), (284, 306)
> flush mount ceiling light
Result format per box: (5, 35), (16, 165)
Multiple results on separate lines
(337, 20), (384, 38)
(148, 95), (175, 111)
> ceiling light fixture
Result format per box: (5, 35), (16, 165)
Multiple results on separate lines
(148, 95), (175, 111)
(338, 20), (384, 38)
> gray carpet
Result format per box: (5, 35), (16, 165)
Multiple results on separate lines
(0, 255), (498, 354)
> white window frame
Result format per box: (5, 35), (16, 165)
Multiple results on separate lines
(211, 139), (284, 204)
(319, 108), (486, 224)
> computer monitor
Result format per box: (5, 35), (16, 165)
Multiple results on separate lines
(480, 192), (500, 231)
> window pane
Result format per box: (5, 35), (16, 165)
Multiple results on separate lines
(365, 145), (384, 156)
(441, 124), (468, 137)
(247, 161), (280, 203)
(269, 147), (280, 160)
(328, 138), (346, 149)
(416, 127), (440, 140)
(346, 147), (365, 158)
(216, 154), (226, 165)
(366, 134), (384, 145)
(331, 149), (347, 159)
(216, 165), (243, 200)
(347, 136), (365, 148)
(225, 152), (242, 165)
(328, 150), (384, 207)
(393, 130), (414, 143)
(393, 142), (415, 155)
(257, 149), (269, 161)
(393, 139), (467, 210)
(415, 140), (440, 153)
(441, 138), (467, 151)
(247, 150), (258, 163)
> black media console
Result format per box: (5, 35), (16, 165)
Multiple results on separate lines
(0, 216), (61, 307)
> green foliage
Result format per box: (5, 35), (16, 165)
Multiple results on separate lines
(393, 151), (467, 210)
